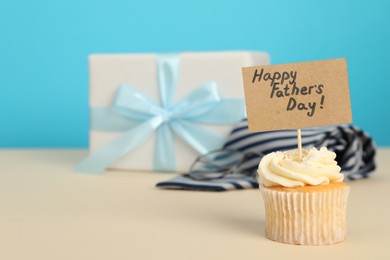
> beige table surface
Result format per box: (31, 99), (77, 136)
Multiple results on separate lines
(0, 149), (389, 260)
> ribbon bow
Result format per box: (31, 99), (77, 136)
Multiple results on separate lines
(76, 54), (245, 173)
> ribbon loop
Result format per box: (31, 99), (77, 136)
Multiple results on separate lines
(113, 85), (161, 120)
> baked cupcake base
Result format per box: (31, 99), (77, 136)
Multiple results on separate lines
(260, 182), (349, 245)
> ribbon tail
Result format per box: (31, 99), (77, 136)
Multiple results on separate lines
(170, 120), (225, 154)
(154, 123), (176, 172)
(76, 116), (163, 174)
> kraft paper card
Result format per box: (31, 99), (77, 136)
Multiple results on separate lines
(242, 58), (352, 132)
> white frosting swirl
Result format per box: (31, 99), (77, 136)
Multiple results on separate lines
(258, 147), (343, 187)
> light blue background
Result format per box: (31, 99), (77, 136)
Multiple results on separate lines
(1, 0), (389, 147)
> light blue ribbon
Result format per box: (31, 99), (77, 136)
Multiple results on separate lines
(76, 54), (245, 174)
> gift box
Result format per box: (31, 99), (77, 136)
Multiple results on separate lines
(77, 51), (270, 174)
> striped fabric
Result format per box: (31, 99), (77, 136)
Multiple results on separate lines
(156, 120), (376, 191)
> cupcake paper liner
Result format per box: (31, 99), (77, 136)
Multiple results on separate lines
(260, 185), (350, 245)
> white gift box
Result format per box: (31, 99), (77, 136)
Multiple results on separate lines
(88, 51), (270, 173)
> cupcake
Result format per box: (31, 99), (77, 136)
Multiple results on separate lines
(258, 147), (349, 245)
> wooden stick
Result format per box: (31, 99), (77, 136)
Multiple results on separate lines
(297, 129), (302, 161)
